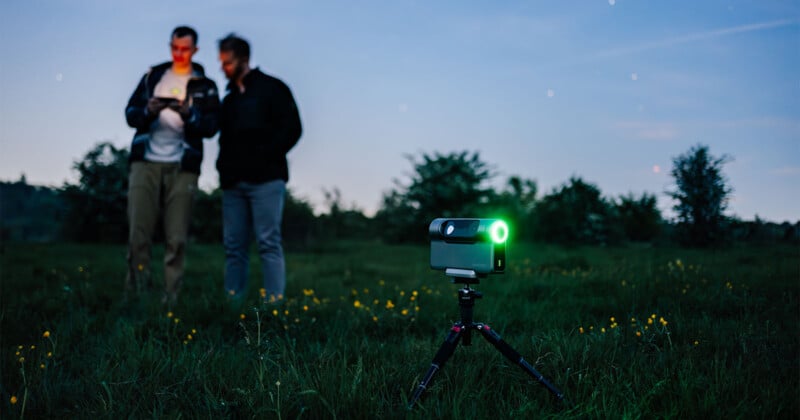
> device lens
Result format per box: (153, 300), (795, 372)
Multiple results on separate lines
(490, 220), (509, 243)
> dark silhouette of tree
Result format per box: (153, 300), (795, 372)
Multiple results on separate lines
(536, 177), (621, 245)
(615, 192), (662, 242)
(61, 142), (129, 242)
(0, 176), (63, 242)
(376, 151), (495, 243)
(487, 176), (538, 241)
(668, 144), (732, 246)
(316, 187), (374, 241)
(190, 188), (223, 243)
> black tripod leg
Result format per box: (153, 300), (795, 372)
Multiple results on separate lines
(476, 324), (565, 401)
(407, 325), (464, 408)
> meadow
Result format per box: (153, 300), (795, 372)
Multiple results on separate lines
(1, 240), (798, 419)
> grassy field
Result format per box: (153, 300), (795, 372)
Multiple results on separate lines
(1, 241), (798, 419)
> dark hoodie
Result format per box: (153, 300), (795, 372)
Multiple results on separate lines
(125, 61), (220, 174)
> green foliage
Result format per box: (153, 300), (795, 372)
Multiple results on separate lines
(316, 188), (375, 242)
(536, 177), (622, 245)
(282, 189), (318, 249)
(668, 145), (732, 247)
(486, 176), (538, 241)
(1, 242), (797, 418)
(0, 176), (64, 242)
(190, 188), (224, 243)
(614, 192), (662, 242)
(376, 151), (496, 243)
(60, 142), (129, 242)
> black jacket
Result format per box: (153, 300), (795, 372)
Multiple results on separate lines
(125, 61), (220, 174)
(216, 68), (302, 188)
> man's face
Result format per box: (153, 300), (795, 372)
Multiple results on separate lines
(219, 50), (245, 80)
(170, 35), (197, 67)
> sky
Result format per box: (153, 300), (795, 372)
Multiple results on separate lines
(1, 0), (798, 222)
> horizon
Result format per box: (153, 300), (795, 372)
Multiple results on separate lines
(1, 1), (798, 222)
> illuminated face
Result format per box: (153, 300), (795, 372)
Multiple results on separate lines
(170, 35), (197, 67)
(219, 50), (245, 80)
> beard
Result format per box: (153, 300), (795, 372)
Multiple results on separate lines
(229, 62), (247, 81)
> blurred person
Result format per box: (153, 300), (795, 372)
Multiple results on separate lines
(124, 26), (220, 306)
(216, 33), (302, 302)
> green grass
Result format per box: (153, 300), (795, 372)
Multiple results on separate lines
(1, 241), (798, 419)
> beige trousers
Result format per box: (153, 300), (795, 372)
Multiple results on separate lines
(126, 161), (198, 304)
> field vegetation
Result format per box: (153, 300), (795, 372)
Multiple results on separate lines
(2, 241), (797, 418)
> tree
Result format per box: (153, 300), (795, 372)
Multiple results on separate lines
(61, 142), (129, 242)
(615, 192), (662, 242)
(375, 151), (495, 243)
(668, 144), (732, 246)
(316, 187), (375, 241)
(535, 177), (621, 245)
(486, 176), (538, 242)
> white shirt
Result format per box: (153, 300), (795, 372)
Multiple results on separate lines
(145, 69), (191, 162)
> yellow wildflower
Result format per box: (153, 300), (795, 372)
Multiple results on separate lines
(167, 312), (174, 318)
(239, 314), (245, 320)
(260, 288), (267, 298)
(303, 305), (309, 311)
(385, 300), (395, 310)
(187, 334), (193, 340)
(636, 331), (642, 337)
(401, 309), (409, 316)
(47, 352), (52, 358)
(10, 396), (17, 404)
(579, 327), (585, 334)
(303, 289), (314, 296)
(43, 331), (51, 338)
(40, 363), (46, 369)
(272, 309), (279, 316)
(372, 316), (378, 322)
(354, 300), (362, 308)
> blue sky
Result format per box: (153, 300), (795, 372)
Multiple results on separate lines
(1, 0), (798, 222)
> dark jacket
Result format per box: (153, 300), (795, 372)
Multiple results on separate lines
(216, 68), (302, 188)
(125, 61), (220, 174)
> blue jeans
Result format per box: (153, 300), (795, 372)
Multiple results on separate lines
(223, 180), (286, 299)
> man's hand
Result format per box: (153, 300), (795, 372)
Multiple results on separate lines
(146, 97), (168, 116)
(170, 100), (193, 120)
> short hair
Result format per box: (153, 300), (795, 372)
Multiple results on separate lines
(172, 26), (198, 45)
(218, 33), (250, 60)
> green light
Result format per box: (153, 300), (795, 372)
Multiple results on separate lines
(489, 220), (509, 244)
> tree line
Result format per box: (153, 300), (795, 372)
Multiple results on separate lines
(2, 142), (798, 247)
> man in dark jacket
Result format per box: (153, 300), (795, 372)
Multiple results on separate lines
(216, 33), (302, 302)
(124, 26), (220, 306)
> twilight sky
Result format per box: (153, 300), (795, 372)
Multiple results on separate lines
(1, 0), (798, 222)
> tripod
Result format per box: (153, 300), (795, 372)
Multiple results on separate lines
(407, 270), (565, 408)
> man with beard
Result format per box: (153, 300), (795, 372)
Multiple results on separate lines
(216, 34), (302, 303)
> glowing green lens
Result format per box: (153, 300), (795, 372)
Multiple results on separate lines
(489, 220), (508, 244)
